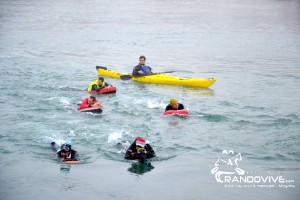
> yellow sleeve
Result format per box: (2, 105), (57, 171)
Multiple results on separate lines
(88, 80), (97, 91)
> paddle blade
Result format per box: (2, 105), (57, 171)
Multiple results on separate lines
(96, 66), (107, 70)
(120, 75), (133, 80)
(159, 71), (175, 74)
(120, 71), (175, 80)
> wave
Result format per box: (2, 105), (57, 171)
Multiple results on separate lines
(265, 167), (300, 172)
(202, 113), (229, 122)
(218, 101), (239, 107)
(242, 105), (266, 111)
(147, 99), (166, 109)
(59, 85), (85, 91)
(249, 154), (299, 162)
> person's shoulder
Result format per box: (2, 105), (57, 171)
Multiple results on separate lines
(145, 144), (155, 152)
(71, 150), (79, 157)
(127, 141), (136, 149)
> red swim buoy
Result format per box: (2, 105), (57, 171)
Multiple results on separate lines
(78, 107), (103, 113)
(89, 85), (117, 94)
(163, 109), (189, 116)
(63, 160), (80, 164)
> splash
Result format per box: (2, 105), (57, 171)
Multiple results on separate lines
(107, 132), (123, 145)
(59, 85), (84, 91)
(147, 99), (167, 109)
(60, 97), (70, 105)
(42, 136), (65, 146)
(69, 130), (76, 137)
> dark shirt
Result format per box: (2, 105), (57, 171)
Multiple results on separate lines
(165, 103), (185, 111)
(57, 149), (79, 162)
(132, 65), (152, 76)
(125, 140), (156, 162)
(51, 142), (79, 162)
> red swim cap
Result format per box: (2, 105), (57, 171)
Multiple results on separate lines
(136, 137), (146, 147)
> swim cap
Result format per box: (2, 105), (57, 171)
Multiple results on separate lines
(136, 137), (146, 147)
(61, 144), (71, 152)
(170, 98), (178, 106)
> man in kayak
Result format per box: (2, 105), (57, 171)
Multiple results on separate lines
(88, 77), (110, 92)
(125, 137), (156, 163)
(51, 142), (79, 163)
(165, 98), (185, 111)
(79, 95), (103, 110)
(132, 55), (153, 76)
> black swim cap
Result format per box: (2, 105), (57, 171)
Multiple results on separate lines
(61, 144), (71, 152)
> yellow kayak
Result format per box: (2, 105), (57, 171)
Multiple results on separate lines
(96, 66), (216, 88)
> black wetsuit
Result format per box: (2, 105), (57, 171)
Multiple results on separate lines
(125, 139), (156, 162)
(132, 65), (152, 76)
(165, 103), (185, 111)
(51, 142), (79, 162)
(56, 149), (79, 162)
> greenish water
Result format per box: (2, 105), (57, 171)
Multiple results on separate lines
(0, 0), (300, 199)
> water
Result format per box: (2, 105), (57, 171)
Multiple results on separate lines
(1, 0), (300, 199)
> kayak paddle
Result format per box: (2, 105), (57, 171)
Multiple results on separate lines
(120, 71), (176, 80)
(96, 66), (107, 70)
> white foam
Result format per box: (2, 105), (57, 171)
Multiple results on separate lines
(69, 130), (76, 137)
(59, 85), (68, 89)
(147, 99), (159, 108)
(42, 136), (65, 146)
(147, 99), (167, 109)
(107, 132), (123, 144)
(60, 97), (70, 105)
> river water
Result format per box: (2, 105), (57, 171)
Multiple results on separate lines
(0, 0), (300, 199)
